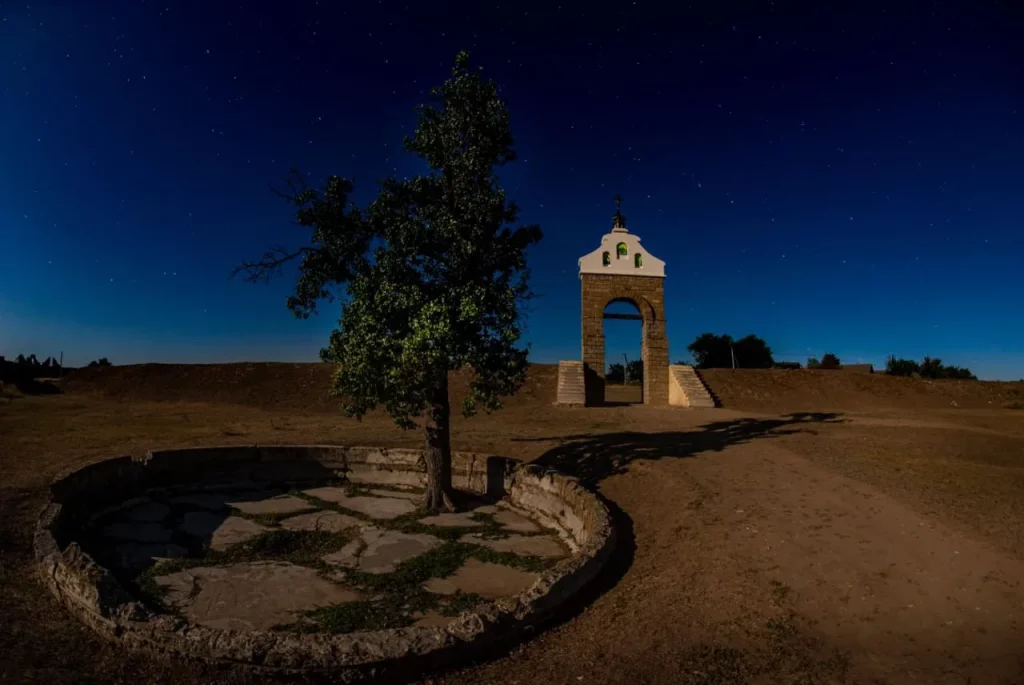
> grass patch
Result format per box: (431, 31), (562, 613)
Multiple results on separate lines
(134, 528), (353, 604)
(346, 541), (475, 593)
(472, 546), (553, 573)
(345, 540), (555, 596)
(294, 589), (438, 632)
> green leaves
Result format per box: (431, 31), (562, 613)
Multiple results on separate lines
(239, 51), (542, 433)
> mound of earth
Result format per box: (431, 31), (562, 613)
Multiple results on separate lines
(63, 362), (559, 411)
(701, 368), (1024, 413)
(62, 360), (1023, 414)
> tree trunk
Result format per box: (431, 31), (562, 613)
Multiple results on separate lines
(423, 371), (455, 512)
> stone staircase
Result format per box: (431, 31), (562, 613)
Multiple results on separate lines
(669, 365), (717, 408)
(555, 361), (586, 406)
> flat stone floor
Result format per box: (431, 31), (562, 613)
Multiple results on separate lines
(87, 483), (570, 634)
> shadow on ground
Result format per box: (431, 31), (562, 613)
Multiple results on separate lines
(526, 412), (845, 485)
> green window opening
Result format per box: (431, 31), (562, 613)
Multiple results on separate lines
(602, 251), (611, 266)
(634, 253), (643, 267)
(616, 242), (628, 258)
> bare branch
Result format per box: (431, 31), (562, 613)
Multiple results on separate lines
(230, 245), (311, 284)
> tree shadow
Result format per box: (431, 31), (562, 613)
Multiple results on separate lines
(1, 378), (63, 396)
(525, 412), (845, 486)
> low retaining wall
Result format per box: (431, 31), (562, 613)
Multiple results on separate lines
(35, 445), (616, 681)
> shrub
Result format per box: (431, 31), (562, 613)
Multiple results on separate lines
(773, 361), (802, 370)
(606, 363), (625, 384)
(885, 356), (919, 377)
(806, 357), (820, 369)
(819, 353), (841, 370)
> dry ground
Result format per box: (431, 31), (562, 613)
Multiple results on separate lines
(2, 364), (1023, 684)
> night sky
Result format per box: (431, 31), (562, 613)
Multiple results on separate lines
(2, 1), (1022, 379)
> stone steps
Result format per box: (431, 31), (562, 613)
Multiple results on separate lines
(668, 365), (717, 408)
(555, 361), (586, 406)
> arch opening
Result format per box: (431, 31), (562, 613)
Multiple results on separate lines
(602, 299), (644, 405)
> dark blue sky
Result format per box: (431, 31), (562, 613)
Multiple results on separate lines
(2, 1), (1022, 378)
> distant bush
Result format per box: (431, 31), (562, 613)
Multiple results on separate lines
(806, 357), (820, 369)
(885, 356), (920, 377)
(819, 353), (841, 370)
(773, 361), (802, 370)
(606, 362), (625, 384)
(87, 357), (113, 368)
(917, 356), (976, 380)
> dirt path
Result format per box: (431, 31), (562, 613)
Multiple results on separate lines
(444, 424), (1024, 685)
(2, 397), (1023, 684)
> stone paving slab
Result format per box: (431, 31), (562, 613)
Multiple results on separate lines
(324, 528), (442, 574)
(101, 522), (172, 544)
(179, 512), (267, 551)
(368, 489), (422, 501)
(229, 495), (316, 516)
(302, 487), (417, 520)
(280, 510), (363, 533)
(422, 558), (539, 599)
(417, 512), (486, 528)
(460, 533), (567, 559)
(156, 561), (360, 631)
(493, 508), (541, 533)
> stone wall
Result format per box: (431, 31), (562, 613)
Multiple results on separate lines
(580, 272), (669, 405)
(35, 445), (616, 681)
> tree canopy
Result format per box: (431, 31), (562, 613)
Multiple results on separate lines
(236, 51), (542, 511)
(686, 333), (774, 369)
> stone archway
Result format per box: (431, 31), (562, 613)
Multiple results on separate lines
(575, 205), (669, 406)
(581, 275), (669, 406)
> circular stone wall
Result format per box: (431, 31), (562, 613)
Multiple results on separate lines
(34, 445), (616, 681)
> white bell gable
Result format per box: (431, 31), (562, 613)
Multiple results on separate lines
(578, 225), (665, 278)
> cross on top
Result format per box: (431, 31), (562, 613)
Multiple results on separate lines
(612, 194), (627, 230)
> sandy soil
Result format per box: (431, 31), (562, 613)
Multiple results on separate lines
(1, 366), (1023, 684)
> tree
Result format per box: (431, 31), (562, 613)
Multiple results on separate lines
(807, 357), (821, 369)
(606, 362), (625, 384)
(235, 52), (542, 512)
(915, 356), (975, 380)
(820, 353), (841, 370)
(733, 334), (774, 368)
(687, 333), (734, 369)
(687, 333), (774, 369)
(942, 365), (976, 380)
(885, 355), (919, 377)
(919, 356), (943, 379)
(626, 360), (644, 384)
